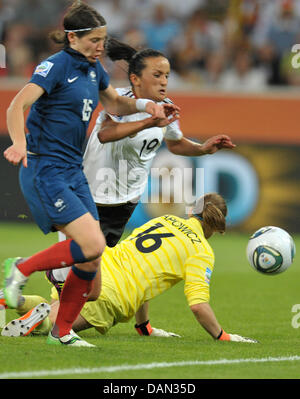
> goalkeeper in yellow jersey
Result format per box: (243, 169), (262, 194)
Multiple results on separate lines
(2, 193), (257, 343)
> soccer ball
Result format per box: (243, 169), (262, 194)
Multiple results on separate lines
(246, 226), (296, 275)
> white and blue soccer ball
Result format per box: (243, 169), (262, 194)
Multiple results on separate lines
(246, 226), (296, 275)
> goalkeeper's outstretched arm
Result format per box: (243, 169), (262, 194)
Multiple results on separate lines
(190, 302), (222, 338)
(190, 302), (258, 343)
(134, 302), (180, 337)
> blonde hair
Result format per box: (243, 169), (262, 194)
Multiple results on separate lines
(192, 193), (227, 234)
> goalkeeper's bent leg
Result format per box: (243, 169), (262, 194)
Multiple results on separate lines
(16, 295), (49, 315)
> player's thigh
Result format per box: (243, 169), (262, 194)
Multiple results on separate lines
(19, 158), (100, 235)
(58, 213), (106, 259)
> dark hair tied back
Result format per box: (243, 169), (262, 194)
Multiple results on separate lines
(105, 37), (165, 81)
(105, 37), (137, 63)
(49, 1), (106, 47)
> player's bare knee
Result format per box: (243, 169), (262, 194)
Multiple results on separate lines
(85, 247), (104, 260)
(76, 256), (101, 274)
(82, 236), (106, 260)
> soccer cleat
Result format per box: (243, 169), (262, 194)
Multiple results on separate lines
(45, 270), (64, 298)
(0, 289), (8, 309)
(3, 257), (28, 308)
(46, 329), (80, 345)
(1, 303), (51, 337)
(47, 329), (95, 347)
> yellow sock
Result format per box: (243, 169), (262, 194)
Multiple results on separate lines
(16, 295), (49, 315)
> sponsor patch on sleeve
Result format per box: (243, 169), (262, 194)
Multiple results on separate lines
(205, 267), (212, 284)
(34, 61), (54, 77)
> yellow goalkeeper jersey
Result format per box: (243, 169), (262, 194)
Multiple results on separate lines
(80, 214), (215, 333)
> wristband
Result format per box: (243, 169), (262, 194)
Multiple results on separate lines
(136, 99), (152, 112)
(217, 329), (231, 341)
(135, 320), (153, 336)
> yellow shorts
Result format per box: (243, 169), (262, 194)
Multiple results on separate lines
(50, 286), (59, 301)
(80, 297), (116, 335)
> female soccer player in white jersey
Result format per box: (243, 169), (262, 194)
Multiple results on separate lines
(3, 193), (257, 344)
(83, 37), (236, 248)
(2, 2), (178, 348)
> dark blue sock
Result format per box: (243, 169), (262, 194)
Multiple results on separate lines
(71, 265), (96, 281)
(70, 240), (88, 264)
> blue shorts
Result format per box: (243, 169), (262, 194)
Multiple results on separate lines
(19, 155), (99, 234)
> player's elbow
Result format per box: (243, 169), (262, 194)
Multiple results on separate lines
(7, 99), (22, 122)
(97, 130), (111, 144)
(97, 122), (118, 143)
(166, 141), (183, 155)
(190, 302), (208, 316)
(190, 303), (201, 313)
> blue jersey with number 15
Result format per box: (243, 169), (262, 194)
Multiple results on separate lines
(26, 47), (110, 165)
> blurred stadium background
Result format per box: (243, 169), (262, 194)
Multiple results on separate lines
(0, 0), (300, 234)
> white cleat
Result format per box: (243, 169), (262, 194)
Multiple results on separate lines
(1, 303), (51, 337)
(3, 257), (28, 309)
(60, 333), (96, 347)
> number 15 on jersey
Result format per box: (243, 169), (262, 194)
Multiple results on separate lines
(82, 99), (93, 122)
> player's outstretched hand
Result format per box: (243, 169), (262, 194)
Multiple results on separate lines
(150, 327), (181, 338)
(228, 334), (259, 343)
(218, 329), (258, 343)
(201, 134), (236, 155)
(3, 143), (27, 167)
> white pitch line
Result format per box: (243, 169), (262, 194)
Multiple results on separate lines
(0, 355), (300, 379)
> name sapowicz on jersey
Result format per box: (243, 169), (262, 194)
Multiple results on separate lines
(163, 215), (201, 244)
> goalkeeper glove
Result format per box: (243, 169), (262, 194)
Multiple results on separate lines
(217, 329), (258, 343)
(151, 328), (181, 337)
(135, 320), (181, 337)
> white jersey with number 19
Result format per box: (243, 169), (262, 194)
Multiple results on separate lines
(83, 87), (183, 205)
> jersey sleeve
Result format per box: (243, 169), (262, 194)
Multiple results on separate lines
(97, 62), (110, 91)
(30, 60), (63, 94)
(87, 110), (106, 140)
(164, 119), (183, 141)
(183, 253), (214, 306)
(96, 110), (108, 125)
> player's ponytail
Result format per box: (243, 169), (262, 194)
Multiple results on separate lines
(202, 200), (226, 234)
(49, 30), (67, 45)
(192, 193), (227, 236)
(106, 37), (166, 84)
(105, 37), (137, 63)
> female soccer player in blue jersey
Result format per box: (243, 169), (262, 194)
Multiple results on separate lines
(2, 1), (178, 347)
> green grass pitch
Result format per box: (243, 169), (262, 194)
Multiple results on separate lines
(0, 222), (299, 380)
